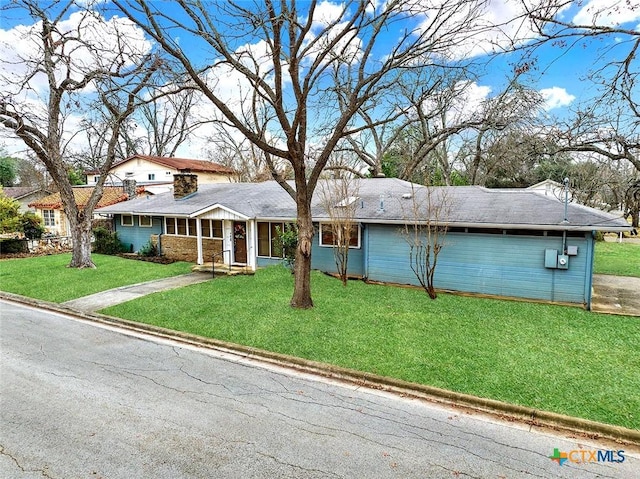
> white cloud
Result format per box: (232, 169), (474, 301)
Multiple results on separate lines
(573, 0), (640, 27)
(539, 86), (575, 110)
(413, 0), (546, 60)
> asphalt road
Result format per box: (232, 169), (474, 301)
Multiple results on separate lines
(1, 299), (638, 479)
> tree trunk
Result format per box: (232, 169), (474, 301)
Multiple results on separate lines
(67, 209), (96, 269)
(290, 194), (314, 309)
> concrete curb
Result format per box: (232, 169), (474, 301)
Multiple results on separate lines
(2, 290), (639, 447)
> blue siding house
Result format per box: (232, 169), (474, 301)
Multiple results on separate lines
(97, 176), (631, 309)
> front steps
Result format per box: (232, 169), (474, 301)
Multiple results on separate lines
(191, 262), (255, 276)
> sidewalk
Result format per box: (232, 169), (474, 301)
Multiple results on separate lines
(61, 272), (212, 313)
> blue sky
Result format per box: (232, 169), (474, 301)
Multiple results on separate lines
(1, 0), (639, 159)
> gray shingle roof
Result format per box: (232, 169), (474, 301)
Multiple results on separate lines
(96, 178), (631, 232)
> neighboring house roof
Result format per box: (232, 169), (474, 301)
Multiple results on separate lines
(29, 186), (141, 210)
(87, 155), (235, 175)
(3, 186), (48, 200)
(527, 179), (564, 190)
(96, 178), (632, 232)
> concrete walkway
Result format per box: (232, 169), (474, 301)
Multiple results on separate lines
(61, 272), (212, 313)
(591, 274), (640, 317)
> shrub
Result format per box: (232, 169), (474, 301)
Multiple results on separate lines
(21, 212), (45, 240)
(0, 238), (28, 253)
(138, 240), (157, 257)
(92, 227), (127, 255)
(0, 192), (21, 233)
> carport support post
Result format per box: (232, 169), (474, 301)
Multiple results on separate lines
(196, 218), (203, 265)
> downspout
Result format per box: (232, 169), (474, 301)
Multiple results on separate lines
(562, 177), (569, 255)
(363, 224), (369, 280)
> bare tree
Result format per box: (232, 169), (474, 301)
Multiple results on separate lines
(319, 175), (360, 286)
(113, 0), (495, 308)
(401, 185), (451, 299)
(0, 1), (158, 267)
(517, 1), (640, 225)
(123, 86), (202, 157)
(204, 125), (275, 182)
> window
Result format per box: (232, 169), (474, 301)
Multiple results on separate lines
(166, 217), (176, 234)
(42, 209), (55, 227)
(200, 219), (223, 238)
(93, 175), (100, 184)
(257, 221), (293, 258)
(319, 223), (360, 248)
(176, 218), (187, 235)
(166, 217), (223, 237)
(148, 173), (155, 181)
(139, 215), (152, 227)
(121, 215), (134, 226)
(188, 218), (197, 237)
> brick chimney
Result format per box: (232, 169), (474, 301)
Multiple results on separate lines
(123, 178), (137, 200)
(173, 171), (198, 199)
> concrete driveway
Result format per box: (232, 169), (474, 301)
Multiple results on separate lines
(591, 274), (640, 316)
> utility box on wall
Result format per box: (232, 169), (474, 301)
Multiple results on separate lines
(544, 249), (570, 269)
(557, 254), (569, 270)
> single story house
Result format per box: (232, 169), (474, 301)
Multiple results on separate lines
(86, 155), (236, 194)
(97, 175), (631, 309)
(29, 185), (145, 236)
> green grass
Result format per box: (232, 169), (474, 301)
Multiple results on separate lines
(103, 266), (640, 430)
(0, 253), (192, 302)
(594, 241), (640, 277)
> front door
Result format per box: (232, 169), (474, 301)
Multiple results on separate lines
(233, 221), (247, 264)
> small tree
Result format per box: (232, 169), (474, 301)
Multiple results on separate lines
(275, 223), (298, 273)
(319, 177), (360, 286)
(0, 190), (21, 233)
(0, 156), (18, 187)
(401, 185), (451, 299)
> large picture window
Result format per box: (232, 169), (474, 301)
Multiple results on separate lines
(319, 223), (360, 248)
(257, 221), (291, 258)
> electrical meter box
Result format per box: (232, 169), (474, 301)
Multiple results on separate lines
(544, 249), (558, 268)
(557, 254), (569, 270)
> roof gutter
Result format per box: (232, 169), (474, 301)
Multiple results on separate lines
(312, 218), (633, 232)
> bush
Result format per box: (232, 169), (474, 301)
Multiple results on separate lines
(92, 227), (127, 255)
(21, 212), (45, 240)
(0, 238), (28, 254)
(138, 240), (157, 257)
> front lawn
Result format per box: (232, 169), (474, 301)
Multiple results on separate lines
(102, 266), (640, 431)
(0, 253), (193, 302)
(594, 241), (640, 277)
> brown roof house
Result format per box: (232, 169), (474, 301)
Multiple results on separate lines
(29, 185), (143, 236)
(86, 155), (236, 194)
(3, 186), (53, 213)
